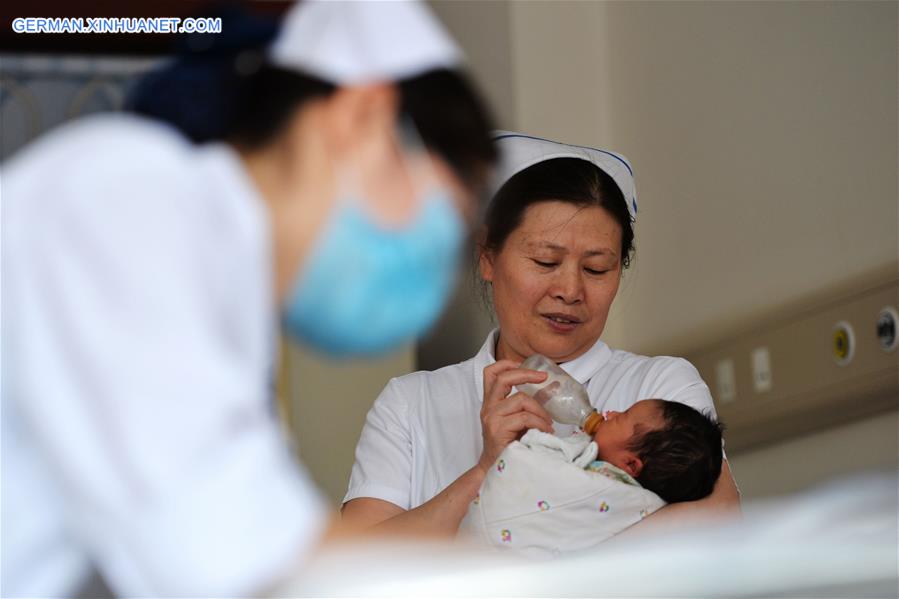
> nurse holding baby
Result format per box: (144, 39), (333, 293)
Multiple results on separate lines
(342, 132), (741, 534)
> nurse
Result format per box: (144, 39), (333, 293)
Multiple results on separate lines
(342, 132), (741, 534)
(2, 2), (494, 596)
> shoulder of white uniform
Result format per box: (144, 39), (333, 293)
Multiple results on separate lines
(84, 114), (194, 168)
(8, 113), (192, 183)
(387, 357), (475, 388)
(69, 113), (189, 150)
(69, 112), (183, 147)
(383, 355), (477, 402)
(3, 114), (197, 243)
(606, 348), (701, 377)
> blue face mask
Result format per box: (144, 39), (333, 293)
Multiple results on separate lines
(282, 190), (464, 356)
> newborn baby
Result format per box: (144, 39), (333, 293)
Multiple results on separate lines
(459, 399), (724, 558)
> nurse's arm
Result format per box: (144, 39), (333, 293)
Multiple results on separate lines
(612, 459), (741, 540)
(341, 463), (487, 537)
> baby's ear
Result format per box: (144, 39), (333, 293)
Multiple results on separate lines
(623, 455), (644, 478)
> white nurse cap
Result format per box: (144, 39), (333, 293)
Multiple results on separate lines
(492, 131), (638, 221)
(269, 0), (462, 85)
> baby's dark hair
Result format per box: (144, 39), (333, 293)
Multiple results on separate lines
(630, 401), (724, 503)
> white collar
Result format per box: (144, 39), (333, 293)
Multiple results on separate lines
(472, 328), (612, 402)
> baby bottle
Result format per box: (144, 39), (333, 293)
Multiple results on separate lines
(518, 354), (602, 435)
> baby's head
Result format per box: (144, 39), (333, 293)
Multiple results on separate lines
(592, 399), (724, 503)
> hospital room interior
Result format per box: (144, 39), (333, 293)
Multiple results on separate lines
(2, 0), (897, 596)
(289, 0), (899, 511)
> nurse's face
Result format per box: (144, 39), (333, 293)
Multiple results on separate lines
(341, 118), (476, 229)
(480, 201), (623, 364)
(259, 84), (477, 301)
(329, 84), (477, 229)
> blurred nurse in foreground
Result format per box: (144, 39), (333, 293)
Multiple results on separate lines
(1, 1), (495, 596)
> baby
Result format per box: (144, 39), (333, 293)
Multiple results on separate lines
(590, 399), (724, 503)
(459, 399), (724, 558)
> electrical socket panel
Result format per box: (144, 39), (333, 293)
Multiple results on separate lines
(688, 275), (898, 451)
(715, 358), (737, 403)
(751, 347), (773, 393)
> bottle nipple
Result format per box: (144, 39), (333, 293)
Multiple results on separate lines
(582, 410), (602, 436)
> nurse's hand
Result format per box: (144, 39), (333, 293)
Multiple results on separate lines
(478, 360), (554, 473)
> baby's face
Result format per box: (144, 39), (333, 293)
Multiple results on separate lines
(591, 399), (665, 473)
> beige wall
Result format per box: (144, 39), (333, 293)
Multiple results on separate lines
(417, 1), (517, 370)
(511, 0), (898, 357)
(281, 341), (415, 505)
(284, 1), (898, 504)
(727, 409), (899, 500)
(428, 0), (517, 129)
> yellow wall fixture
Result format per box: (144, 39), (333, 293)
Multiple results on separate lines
(831, 321), (855, 366)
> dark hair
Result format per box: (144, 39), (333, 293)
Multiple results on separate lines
(482, 157), (635, 268)
(630, 400), (724, 503)
(127, 6), (496, 189)
(127, 5), (287, 143)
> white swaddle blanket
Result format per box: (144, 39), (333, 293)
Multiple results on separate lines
(459, 430), (666, 559)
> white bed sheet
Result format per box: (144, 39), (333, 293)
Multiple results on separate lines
(289, 470), (898, 597)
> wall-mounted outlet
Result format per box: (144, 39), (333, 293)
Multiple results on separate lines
(832, 321), (855, 366)
(876, 306), (897, 352)
(751, 347), (772, 393)
(689, 275), (898, 451)
(715, 358), (737, 403)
